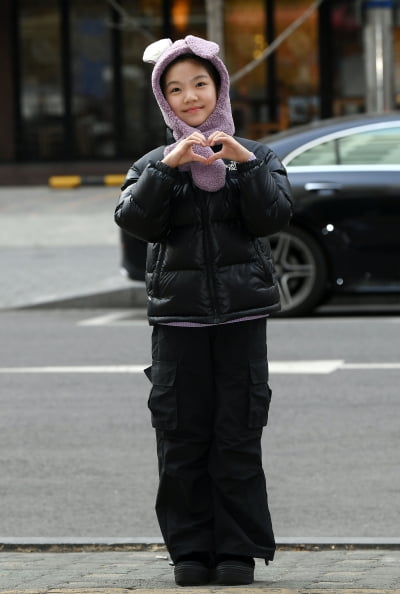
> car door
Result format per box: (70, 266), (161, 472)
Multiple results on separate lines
(284, 123), (400, 291)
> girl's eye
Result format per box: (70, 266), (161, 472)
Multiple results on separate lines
(170, 87), (180, 93)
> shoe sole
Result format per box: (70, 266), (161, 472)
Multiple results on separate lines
(214, 561), (254, 585)
(174, 561), (210, 586)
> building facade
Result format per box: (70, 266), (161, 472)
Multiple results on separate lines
(0, 0), (399, 182)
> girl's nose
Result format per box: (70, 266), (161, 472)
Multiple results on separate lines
(183, 89), (197, 102)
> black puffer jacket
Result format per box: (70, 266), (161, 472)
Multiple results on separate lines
(115, 136), (293, 325)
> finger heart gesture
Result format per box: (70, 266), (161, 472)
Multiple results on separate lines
(205, 131), (253, 164)
(162, 131), (253, 168)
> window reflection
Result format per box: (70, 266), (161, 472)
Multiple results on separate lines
(275, 0), (319, 127)
(120, 0), (165, 157)
(331, 1), (365, 116)
(15, 0), (394, 164)
(120, 0), (207, 158)
(289, 140), (337, 166)
(225, 0), (319, 139)
(18, 0), (63, 160)
(288, 126), (400, 167)
(225, 0), (267, 137)
(339, 128), (400, 165)
(394, 27), (400, 108)
(171, 0), (206, 38)
(70, 0), (114, 158)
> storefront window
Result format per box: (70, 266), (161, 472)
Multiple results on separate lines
(70, 0), (115, 158)
(224, 0), (320, 138)
(171, 0), (206, 38)
(224, 0), (267, 137)
(330, 1), (365, 116)
(120, 0), (206, 158)
(120, 0), (165, 157)
(275, 0), (319, 127)
(15, 0), (389, 166)
(18, 0), (63, 160)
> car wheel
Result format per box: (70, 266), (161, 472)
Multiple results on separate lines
(270, 226), (327, 316)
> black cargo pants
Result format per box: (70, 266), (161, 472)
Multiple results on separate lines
(146, 318), (275, 565)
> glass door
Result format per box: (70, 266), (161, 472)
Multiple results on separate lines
(18, 0), (63, 160)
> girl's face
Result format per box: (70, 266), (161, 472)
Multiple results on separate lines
(163, 58), (217, 127)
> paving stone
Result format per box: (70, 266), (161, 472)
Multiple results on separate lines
(1, 550), (400, 593)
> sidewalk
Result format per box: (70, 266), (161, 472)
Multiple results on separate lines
(0, 185), (145, 310)
(1, 546), (400, 593)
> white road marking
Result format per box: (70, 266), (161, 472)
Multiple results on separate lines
(270, 360), (344, 374)
(0, 361), (399, 374)
(78, 310), (147, 326)
(0, 365), (147, 374)
(78, 311), (131, 326)
(342, 362), (400, 370)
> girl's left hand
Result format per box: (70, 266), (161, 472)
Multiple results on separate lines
(206, 131), (253, 164)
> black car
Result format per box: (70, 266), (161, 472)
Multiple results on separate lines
(119, 113), (400, 315)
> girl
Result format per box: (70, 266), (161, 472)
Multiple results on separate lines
(114, 35), (293, 587)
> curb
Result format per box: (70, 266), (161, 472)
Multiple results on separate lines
(0, 538), (165, 553)
(1, 537), (400, 553)
(15, 285), (147, 310)
(49, 175), (125, 189)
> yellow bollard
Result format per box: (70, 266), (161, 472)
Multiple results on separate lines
(104, 174), (125, 186)
(48, 176), (82, 189)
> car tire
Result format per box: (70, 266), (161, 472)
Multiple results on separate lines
(270, 226), (327, 316)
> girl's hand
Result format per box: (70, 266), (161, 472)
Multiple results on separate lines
(206, 131), (253, 164)
(162, 133), (209, 168)
(162, 131), (254, 168)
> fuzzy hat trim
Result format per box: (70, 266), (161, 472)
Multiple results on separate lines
(143, 35), (235, 192)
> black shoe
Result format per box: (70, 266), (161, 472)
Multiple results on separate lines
(174, 560), (210, 586)
(214, 559), (254, 585)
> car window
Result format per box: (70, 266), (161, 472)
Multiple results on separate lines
(338, 128), (400, 164)
(288, 139), (337, 166)
(288, 125), (400, 166)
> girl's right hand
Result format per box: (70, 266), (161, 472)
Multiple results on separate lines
(162, 133), (208, 168)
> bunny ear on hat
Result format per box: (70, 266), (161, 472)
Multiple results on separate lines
(143, 38), (173, 64)
(143, 35), (220, 65)
(185, 35), (219, 59)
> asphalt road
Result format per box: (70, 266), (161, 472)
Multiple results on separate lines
(1, 308), (399, 540)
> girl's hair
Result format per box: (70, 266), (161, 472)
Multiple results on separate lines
(160, 53), (221, 96)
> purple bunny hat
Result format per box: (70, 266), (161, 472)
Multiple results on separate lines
(143, 35), (235, 192)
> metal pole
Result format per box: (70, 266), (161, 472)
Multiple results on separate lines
(363, 0), (394, 112)
(206, 0), (224, 61)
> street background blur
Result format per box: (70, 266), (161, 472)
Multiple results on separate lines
(1, 1), (400, 184)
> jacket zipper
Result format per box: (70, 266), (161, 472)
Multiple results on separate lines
(199, 198), (219, 322)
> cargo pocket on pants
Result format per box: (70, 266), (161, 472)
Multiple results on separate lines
(248, 358), (272, 428)
(147, 360), (178, 430)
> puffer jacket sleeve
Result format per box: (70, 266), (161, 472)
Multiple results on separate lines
(236, 147), (293, 237)
(114, 156), (180, 243)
